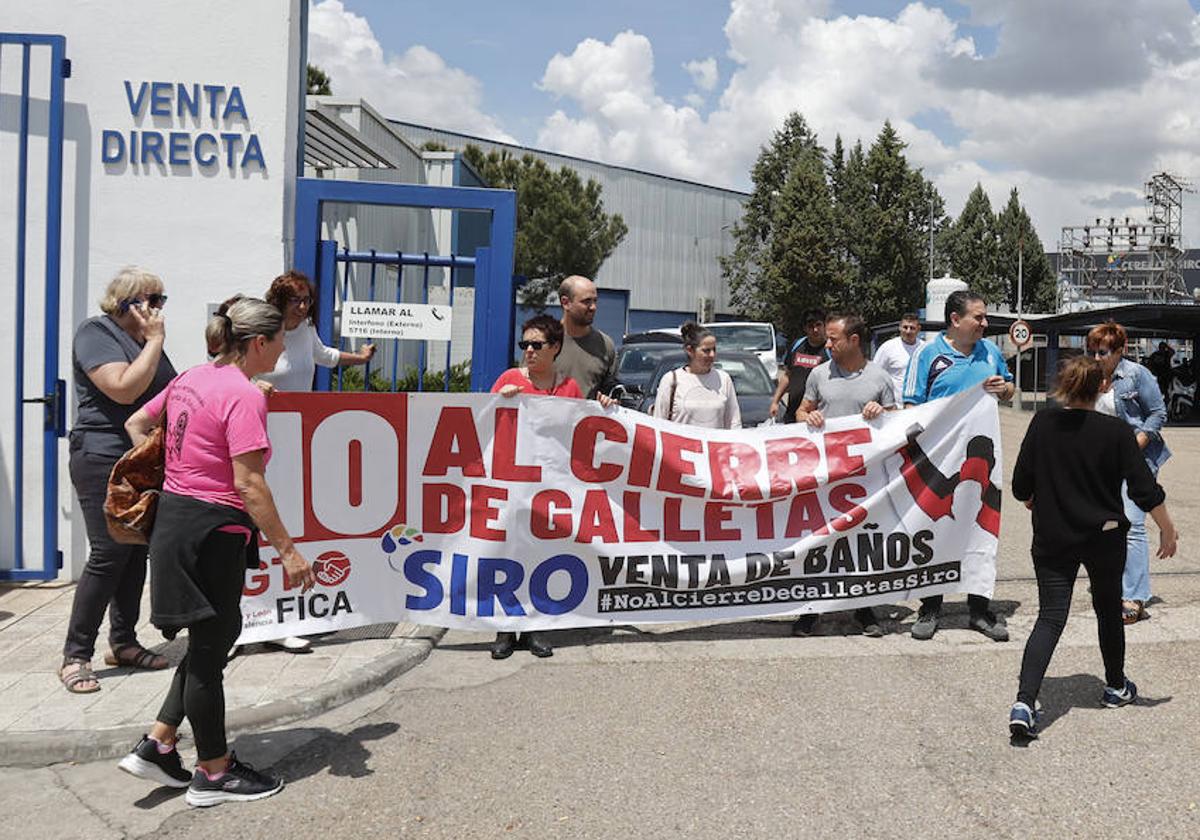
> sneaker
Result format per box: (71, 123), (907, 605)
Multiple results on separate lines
(118, 735), (192, 788)
(1102, 678), (1138, 708)
(791, 614), (819, 637)
(185, 752), (284, 807)
(911, 608), (940, 640)
(1008, 702), (1039, 738)
(854, 607), (884, 638)
(968, 611), (1010, 642)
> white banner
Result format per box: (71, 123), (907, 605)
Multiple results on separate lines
(340, 301), (452, 341)
(238, 389), (1003, 643)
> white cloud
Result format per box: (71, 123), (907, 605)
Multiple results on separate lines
(530, 0), (1200, 249)
(684, 57), (719, 92)
(307, 0), (513, 142)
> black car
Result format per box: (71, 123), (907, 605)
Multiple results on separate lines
(613, 339), (685, 408)
(635, 350), (776, 426)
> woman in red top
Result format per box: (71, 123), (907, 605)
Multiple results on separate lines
(489, 314), (582, 658)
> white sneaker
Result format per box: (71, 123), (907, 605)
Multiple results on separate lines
(264, 636), (311, 653)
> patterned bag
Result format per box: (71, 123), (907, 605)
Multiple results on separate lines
(104, 424), (165, 545)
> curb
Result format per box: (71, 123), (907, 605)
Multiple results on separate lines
(0, 626), (446, 768)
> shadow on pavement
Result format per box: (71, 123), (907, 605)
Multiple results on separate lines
(235, 722), (401, 783)
(1008, 672), (1174, 746)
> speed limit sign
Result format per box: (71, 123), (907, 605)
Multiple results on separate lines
(1009, 319), (1032, 349)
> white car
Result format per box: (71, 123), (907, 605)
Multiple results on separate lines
(701, 322), (780, 380)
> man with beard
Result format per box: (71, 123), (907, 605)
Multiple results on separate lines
(769, 309), (830, 423)
(555, 275), (619, 400)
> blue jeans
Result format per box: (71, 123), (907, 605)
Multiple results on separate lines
(1121, 481), (1151, 602)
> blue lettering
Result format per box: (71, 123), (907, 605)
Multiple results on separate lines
(220, 132), (241, 167)
(528, 554), (588, 615)
(403, 550), (443, 611)
(450, 552), (468, 616)
(123, 80), (147, 116)
(241, 134), (265, 169)
(140, 131), (164, 164)
(168, 132), (189, 165)
(195, 133), (218, 167)
(224, 85), (248, 120)
(101, 130), (125, 163)
(203, 84), (225, 119)
(149, 81), (171, 116)
(476, 558), (526, 617)
(177, 83), (199, 118)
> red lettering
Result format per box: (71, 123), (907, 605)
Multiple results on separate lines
(347, 439), (362, 507)
(828, 482), (868, 531)
(571, 416), (627, 482)
(470, 484), (508, 541)
(708, 441), (764, 501)
(784, 492), (828, 538)
(663, 497), (701, 541)
(628, 424), (656, 488)
(492, 407), (540, 482)
(422, 483), (465, 533)
(422, 407), (485, 477)
(824, 428), (872, 483)
(577, 488), (619, 543)
(704, 502), (741, 541)
(765, 437), (821, 497)
(620, 491), (660, 542)
(530, 489), (573, 539)
(753, 501), (777, 539)
(656, 432), (705, 497)
(243, 560), (270, 596)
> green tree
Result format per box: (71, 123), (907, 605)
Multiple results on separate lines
(462, 145), (628, 307)
(720, 113), (848, 330)
(307, 64), (332, 96)
(947, 183), (1003, 303)
(995, 187), (1056, 312)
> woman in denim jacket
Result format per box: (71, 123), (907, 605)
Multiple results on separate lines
(1087, 322), (1170, 624)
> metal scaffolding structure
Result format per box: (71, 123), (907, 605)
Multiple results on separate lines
(1058, 172), (1193, 309)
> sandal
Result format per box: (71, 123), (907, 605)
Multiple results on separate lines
(60, 659), (101, 694)
(1122, 600), (1148, 625)
(104, 644), (169, 670)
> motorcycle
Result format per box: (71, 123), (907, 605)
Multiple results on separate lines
(1166, 362), (1196, 422)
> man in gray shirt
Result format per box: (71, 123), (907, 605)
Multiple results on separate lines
(555, 275), (618, 399)
(792, 312), (896, 638)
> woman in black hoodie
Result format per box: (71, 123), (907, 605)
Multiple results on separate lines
(1009, 355), (1178, 738)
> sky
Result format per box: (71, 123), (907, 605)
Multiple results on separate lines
(308, 0), (1200, 250)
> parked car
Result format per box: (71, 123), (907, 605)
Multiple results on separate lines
(614, 335), (684, 408)
(701, 322), (780, 380)
(635, 350), (775, 426)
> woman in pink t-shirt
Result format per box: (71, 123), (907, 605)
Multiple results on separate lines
(487, 314), (584, 660)
(116, 296), (314, 807)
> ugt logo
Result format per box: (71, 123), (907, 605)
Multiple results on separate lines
(896, 423), (1001, 537)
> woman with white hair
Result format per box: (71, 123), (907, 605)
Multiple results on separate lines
(60, 267), (175, 694)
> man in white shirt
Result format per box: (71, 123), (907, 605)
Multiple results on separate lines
(872, 312), (925, 403)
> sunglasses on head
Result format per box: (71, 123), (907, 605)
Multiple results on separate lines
(518, 340), (548, 351)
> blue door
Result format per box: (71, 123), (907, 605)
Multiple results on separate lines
(0, 34), (69, 580)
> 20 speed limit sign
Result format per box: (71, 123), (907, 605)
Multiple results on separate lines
(1009, 319), (1032, 349)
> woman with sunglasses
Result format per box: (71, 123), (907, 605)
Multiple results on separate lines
(489, 314), (584, 659)
(252, 270), (375, 653)
(1085, 322), (1171, 625)
(60, 267), (176, 694)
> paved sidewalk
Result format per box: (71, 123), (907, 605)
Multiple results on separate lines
(0, 582), (442, 766)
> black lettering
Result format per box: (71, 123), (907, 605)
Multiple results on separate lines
(598, 555), (625, 586)
(857, 531), (885, 572)
(886, 532), (910, 569)
(803, 546), (827, 575)
(912, 530), (935, 565)
(745, 552), (771, 584)
(681, 554), (705, 589)
(626, 555), (649, 585)
(705, 554), (731, 587)
(828, 537), (855, 574)
(650, 555), (679, 588)
(770, 550), (793, 577)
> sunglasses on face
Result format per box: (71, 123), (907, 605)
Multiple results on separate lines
(518, 340), (548, 351)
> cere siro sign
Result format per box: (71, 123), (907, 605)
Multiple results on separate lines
(239, 389), (1004, 643)
(101, 81), (265, 170)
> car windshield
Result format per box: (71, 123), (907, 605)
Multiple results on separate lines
(617, 345), (682, 376)
(706, 324), (774, 352)
(714, 357), (773, 394)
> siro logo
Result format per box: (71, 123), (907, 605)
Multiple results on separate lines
(313, 550), (352, 587)
(896, 423), (1001, 537)
(381, 524), (423, 571)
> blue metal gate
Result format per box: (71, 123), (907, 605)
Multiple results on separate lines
(293, 179), (517, 392)
(1, 34), (68, 581)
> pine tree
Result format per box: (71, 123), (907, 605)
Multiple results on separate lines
(948, 184), (1003, 304)
(995, 187), (1056, 312)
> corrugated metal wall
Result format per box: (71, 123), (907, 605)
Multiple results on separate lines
(388, 121), (747, 316)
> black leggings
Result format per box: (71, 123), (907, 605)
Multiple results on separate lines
(1017, 530), (1126, 707)
(155, 531), (246, 761)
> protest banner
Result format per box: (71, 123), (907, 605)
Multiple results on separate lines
(237, 389), (1003, 643)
